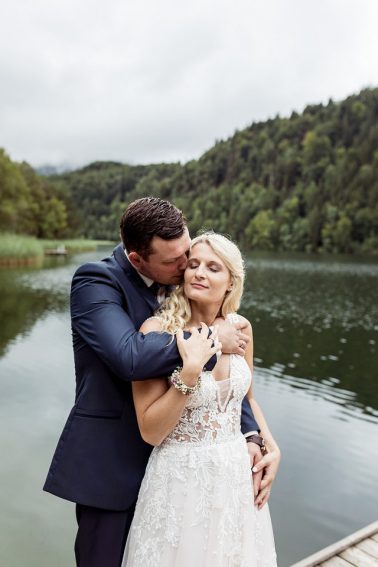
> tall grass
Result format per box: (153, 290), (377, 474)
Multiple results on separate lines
(41, 239), (115, 252)
(0, 233), (43, 263)
(0, 234), (115, 265)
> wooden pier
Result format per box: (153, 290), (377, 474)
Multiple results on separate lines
(44, 245), (67, 256)
(290, 521), (378, 567)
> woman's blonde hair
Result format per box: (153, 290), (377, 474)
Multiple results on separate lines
(156, 231), (245, 334)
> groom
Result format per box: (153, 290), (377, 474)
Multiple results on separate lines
(44, 197), (272, 567)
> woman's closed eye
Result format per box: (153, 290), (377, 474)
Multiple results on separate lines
(188, 262), (219, 272)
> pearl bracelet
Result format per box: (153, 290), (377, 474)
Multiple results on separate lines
(169, 366), (202, 396)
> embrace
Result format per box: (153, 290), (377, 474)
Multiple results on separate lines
(44, 197), (280, 566)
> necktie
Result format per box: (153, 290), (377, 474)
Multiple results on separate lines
(150, 282), (160, 296)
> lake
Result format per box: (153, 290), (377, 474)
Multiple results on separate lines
(0, 247), (377, 566)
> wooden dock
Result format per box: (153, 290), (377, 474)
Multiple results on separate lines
(44, 246), (67, 256)
(290, 521), (378, 567)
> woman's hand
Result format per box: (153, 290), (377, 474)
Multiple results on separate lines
(176, 323), (221, 385)
(252, 445), (281, 509)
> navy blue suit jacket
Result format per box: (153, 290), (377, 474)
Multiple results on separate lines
(43, 244), (259, 511)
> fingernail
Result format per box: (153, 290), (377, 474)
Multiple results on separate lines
(252, 466), (258, 472)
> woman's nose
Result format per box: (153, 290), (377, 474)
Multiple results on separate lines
(195, 264), (205, 278)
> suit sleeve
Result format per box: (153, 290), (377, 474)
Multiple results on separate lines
(71, 262), (215, 381)
(240, 396), (260, 433)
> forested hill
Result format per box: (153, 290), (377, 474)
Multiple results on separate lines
(1, 87), (378, 253)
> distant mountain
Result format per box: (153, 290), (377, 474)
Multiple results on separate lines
(36, 163), (75, 176)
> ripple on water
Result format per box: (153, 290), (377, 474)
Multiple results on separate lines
(254, 365), (378, 425)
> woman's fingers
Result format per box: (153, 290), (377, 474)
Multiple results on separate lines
(200, 322), (209, 339)
(255, 486), (271, 509)
(259, 473), (274, 491)
(176, 328), (183, 343)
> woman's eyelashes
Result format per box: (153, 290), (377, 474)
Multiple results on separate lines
(187, 262), (219, 272)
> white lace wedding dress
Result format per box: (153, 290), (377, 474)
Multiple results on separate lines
(122, 340), (277, 566)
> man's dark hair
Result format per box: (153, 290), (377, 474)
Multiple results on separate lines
(120, 197), (187, 259)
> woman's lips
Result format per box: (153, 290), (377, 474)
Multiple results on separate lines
(191, 282), (208, 289)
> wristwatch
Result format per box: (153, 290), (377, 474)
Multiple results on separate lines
(246, 433), (267, 454)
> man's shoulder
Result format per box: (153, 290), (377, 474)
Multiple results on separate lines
(73, 255), (116, 279)
(73, 244), (126, 276)
(72, 248), (127, 289)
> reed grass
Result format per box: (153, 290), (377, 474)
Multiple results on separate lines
(41, 238), (115, 252)
(0, 235), (115, 265)
(0, 233), (43, 264)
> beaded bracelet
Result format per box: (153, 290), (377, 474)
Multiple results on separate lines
(169, 366), (202, 396)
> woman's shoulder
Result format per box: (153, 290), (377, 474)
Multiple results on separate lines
(140, 316), (163, 334)
(226, 313), (253, 336)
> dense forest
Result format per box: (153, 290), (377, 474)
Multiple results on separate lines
(1, 87), (378, 253)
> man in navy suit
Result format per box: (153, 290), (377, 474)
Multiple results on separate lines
(44, 197), (275, 567)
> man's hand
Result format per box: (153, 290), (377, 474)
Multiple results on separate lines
(215, 318), (250, 356)
(252, 446), (281, 510)
(247, 441), (263, 500)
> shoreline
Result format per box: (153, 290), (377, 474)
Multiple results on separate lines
(0, 235), (115, 267)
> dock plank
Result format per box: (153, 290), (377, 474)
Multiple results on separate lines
(290, 521), (378, 567)
(340, 546), (378, 567)
(320, 556), (355, 567)
(357, 538), (378, 559)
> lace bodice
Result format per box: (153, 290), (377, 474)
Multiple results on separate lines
(163, 353), (251, 446)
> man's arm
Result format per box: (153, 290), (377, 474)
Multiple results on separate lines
(241, 396), (260, 434)
(71, 263), (181, 381)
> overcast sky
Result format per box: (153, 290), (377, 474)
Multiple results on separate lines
(1, 0), (378, 169)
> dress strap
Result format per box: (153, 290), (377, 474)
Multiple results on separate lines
(226, 312), (240, 324)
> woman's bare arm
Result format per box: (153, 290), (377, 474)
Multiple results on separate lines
(242, 318), (279, 451)
(241, 316), (281, 508)
(132, 319), (218, 446)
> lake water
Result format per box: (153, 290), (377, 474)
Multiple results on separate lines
(0, 248), (377, 566)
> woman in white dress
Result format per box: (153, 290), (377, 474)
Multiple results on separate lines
(122, 232), (279, 567)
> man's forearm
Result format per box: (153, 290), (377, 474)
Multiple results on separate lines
(240, 396), (260, 434)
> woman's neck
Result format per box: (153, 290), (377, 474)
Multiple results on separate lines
(187, 302), (223, 328)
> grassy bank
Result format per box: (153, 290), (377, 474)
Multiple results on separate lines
(0, 234), (44, 265)
(0, 234), (115, 266)
(40, 238), (115, 253)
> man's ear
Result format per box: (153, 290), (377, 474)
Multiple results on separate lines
(128, 251), (142, 269)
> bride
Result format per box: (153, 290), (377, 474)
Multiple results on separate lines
(122, 232), (279, 567)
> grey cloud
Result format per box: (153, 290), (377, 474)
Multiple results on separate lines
(1, 0), (378, 168)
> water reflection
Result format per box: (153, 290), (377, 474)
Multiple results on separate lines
(242, 253), (378, 419)
(0, 249), (377, 567)
(0, 262), (70, 357)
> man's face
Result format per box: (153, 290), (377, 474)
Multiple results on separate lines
(130, 228), (191, 285)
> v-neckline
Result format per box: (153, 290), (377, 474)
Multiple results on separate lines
(210, 355), (234, 412)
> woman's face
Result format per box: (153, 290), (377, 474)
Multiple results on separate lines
(184, 242), (232, 306)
